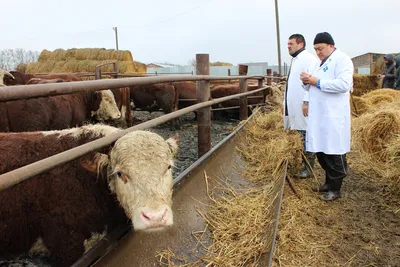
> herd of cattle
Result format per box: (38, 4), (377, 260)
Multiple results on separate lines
(0, 70), (265, 266)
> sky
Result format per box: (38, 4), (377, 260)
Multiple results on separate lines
(2, 0), (399, 66)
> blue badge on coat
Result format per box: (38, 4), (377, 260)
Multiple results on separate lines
(323, 66), (328, 72)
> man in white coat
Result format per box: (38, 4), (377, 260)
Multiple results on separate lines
(300, 32), (353, 201)
(283, 34), (318, 178)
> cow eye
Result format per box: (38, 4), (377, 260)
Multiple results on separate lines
(116, 171), (123, 177)
(167, 165), (172, 170)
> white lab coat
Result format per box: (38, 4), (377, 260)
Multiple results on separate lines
(284, 50), (318, 130)
(303, 49), (353, 154)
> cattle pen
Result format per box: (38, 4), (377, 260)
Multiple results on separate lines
(0, 54), (289, 266)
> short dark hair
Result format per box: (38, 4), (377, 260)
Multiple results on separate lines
(289, 34), (306, 47)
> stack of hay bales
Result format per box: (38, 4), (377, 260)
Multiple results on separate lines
(352, 74), (381, 96)
(17, 48), (146, 74)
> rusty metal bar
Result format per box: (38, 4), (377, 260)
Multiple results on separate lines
(267, 159), (288, 267)
(0, 75), (264, 102)
(196, 54), (211, 158)
(259, 78), (267, 103)
(211, 103), (266, 112)
(0, 86), (269, 192)
(239, 78), (248, 120)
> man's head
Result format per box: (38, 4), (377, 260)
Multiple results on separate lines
(384, 54), (394, 65)
(288, 34), (306, 56)
(313, 32), (335, 61)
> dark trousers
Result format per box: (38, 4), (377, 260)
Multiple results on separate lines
(316, 152), (348, 191)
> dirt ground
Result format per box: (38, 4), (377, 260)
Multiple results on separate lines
(273, 153), (400, 267)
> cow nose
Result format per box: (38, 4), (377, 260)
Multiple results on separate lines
(115, 112), (121, 119)
(140, 208), (169, 228)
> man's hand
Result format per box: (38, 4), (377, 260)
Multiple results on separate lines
(301, 74), (319, 86)
(302, 103), (309, 117)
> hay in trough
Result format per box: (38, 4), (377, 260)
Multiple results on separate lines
(352, 74), (381, 96)
(237, 108), (303, 181)
(157, 109), (302, 266)
(265, 82), (285, 108)
(22, 48), (146, 74)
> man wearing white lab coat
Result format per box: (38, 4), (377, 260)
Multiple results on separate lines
(300, 32), (353, 201)
(283, 34), (318, 178)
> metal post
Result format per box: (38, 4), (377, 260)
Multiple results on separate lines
(239, 78), (248, 120)
(274, 0), (282, 76)
(266, 69), (272, 86)
(196, 54), (211, 158)
(228, 69), (231, 83)
(113, 27), (119, 50)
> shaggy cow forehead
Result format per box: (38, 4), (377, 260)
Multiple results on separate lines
(110, 131), (172, 164)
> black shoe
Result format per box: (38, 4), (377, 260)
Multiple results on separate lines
(320, 191), (341, 202)
(294, 168), (311, 179)
(312, 184), (330, 193)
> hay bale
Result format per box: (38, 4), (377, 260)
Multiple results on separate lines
(210, 61), (233, 66)
(361, 88), (400, 107)
(352, 106), (400, 161)
(352, 74), (381, 96)
(29, 48), (143, 74)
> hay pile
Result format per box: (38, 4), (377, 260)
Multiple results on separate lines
(210, 61), (233, 66)
(352, 74), (381, 96)
(351, 99), (400, 203)
(18, 48), (146, 74)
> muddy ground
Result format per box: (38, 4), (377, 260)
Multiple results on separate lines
(273, 157), (400, 267)
(133, 110), (239, 178)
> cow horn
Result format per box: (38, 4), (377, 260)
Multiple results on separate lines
(0, 70), (15, 80)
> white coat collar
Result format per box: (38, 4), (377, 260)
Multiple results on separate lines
(318, 48), (339, 70)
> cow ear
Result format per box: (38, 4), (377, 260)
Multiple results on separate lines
(166, 134), (179, 156)
(80, 152), (109, 174)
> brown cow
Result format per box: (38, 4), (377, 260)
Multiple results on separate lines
(130, 83), (178, 114)
(211, 83), (264, 119)
(3, 71), (82, 85)
(0, 84), (121, 132)
(0, 124), (178, 266)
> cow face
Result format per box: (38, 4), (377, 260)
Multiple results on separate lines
(84, 131), (178, 231)
(91, 90), (122, 122)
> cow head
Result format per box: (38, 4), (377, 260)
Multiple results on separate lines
(91, 90), (122, 122)
(82, 131), (179, 231)
(0, 70), (15, 86)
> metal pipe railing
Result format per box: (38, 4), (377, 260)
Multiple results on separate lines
(0, 86), (270, 192)
(0, 75), (264, 102)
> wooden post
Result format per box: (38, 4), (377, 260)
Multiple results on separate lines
(266, 69), (272, 86)
(273, 71), (278, 83)
(228, 69), (231, 83)
(259, 78), (267, 103)
(238, 64), (248, 75)
(239, 78), (248, 120)
(196, 54), (211, 158)
(95, 67), (101, 80)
